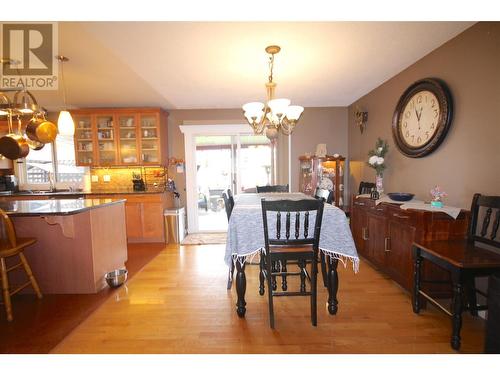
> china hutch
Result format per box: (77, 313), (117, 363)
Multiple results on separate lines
(298, 154), (345, 208)
(72, 108), (168, 167)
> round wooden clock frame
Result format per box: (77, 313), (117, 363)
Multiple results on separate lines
(391, 78), (453, 158)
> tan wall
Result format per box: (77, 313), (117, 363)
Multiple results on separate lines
(167, 107), (349, 207)
(348, 22), (500, 209)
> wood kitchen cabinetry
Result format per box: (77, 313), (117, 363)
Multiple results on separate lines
(351, 196), (469, 294)
(91, 193), (169, 243)
(72, 108), (168, 167)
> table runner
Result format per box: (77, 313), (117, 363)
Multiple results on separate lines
(225, 193), (359, 272)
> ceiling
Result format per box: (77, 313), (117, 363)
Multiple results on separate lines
(33, 21), (474, 111)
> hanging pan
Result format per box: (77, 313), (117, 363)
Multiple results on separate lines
(0, 115), (30, 160)
(26, 113), (57, 144)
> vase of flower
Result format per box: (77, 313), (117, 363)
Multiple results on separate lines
(367, 138), (389, 195)
(376, 174), (384, 194)
(430, 185), (447, 208)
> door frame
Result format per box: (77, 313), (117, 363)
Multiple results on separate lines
(180, 124), (253, 233)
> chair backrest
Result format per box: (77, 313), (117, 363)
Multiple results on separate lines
(256, 184), (289, 193)
(261, 199), (324, 252)
(0, 208), (17, 248)
(468, 193), (500, 249)
(222, 189), (234, 221)
(314, 187), (333, 204)
(359, 181), (376, 195)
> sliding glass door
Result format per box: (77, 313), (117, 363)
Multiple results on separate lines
(182, 125), (273, 233)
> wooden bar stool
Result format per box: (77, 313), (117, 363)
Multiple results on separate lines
(0, 208), (42, 322)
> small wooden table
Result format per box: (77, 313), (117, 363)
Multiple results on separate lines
(412, 240), (500, 350)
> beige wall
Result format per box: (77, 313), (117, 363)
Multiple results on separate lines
(348, 22), (500, 209)
(167, 107), (349, 207)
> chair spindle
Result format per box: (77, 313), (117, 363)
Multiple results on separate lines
(304, 211), (309, 238)
(492, 210), (500, 240)
(482, 208), (492, 237)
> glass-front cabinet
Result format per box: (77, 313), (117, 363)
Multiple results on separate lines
(139, 114), (160, 164)
(96, 114), (117, 165)
(299, 154), (346, 208)
(118, 114), (138, 164)
(72, 108), (167, 167)
(74, 115), (94, 166)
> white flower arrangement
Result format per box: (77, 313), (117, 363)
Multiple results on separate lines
(367, 138), (389, 176)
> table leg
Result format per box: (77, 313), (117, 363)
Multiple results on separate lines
(320, 252), (328, 288)
(281, 260), (288, 291)
(412, 246), (422, 314)
(451, 271), (463, 351)
(236, 260), (246, 317)
(327, 257), (339, 315)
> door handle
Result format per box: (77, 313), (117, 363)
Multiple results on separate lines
(362, 227), (369, 241)
(393, 213), (410, 219)
(384, 237), (391, 252)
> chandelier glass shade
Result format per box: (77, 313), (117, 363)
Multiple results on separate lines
(56, 55), (75, 136)
(242, 45), (304, 139)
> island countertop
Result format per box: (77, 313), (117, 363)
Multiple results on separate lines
(0, 198), (126, 217)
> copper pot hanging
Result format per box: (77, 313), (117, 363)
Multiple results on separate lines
(26, 115), (57, 144)
(0, 115), (29, 160)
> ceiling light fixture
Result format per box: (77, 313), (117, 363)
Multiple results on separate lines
(242, 45), (304, 140)
(56, 55), (75, 136)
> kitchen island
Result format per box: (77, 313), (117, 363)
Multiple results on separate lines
(1, 199), (128, 294)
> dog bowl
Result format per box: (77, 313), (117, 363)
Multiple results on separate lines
(387, 192), (415, 202)
(105, 269), (128, 288)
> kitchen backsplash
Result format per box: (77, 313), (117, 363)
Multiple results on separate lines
(90, 166), (167, 191)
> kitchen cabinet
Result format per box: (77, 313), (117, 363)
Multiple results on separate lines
(90, 193), (170, 243)
(298, 154), (346, 208)
(72, 108), (168, 167)
(351, 196), (469, 294)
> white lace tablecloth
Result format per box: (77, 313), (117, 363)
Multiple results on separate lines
(225, 193), (359, 272)
(400, 202), (462, 219)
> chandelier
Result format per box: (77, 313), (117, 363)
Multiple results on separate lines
(0, 59), (59, 160)
(242, 45), (304, 140)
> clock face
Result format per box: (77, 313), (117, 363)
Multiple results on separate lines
(392, 78), (453, 158)
(399, 90), (440, 148)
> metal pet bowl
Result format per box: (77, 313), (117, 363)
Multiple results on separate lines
(387, 192), (415, 202)
(105, 269), (128, 288)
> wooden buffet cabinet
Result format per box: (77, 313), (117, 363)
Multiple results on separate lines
(72, 107), (168, 167)
(351, 196), (470, 294)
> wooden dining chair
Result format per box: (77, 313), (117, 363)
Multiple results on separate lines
(223, 189), (236, 289)
(412, 193), (500, 350)
(256, 184), (289, 193)
(314, 187), (333, 204)
(0, 208), (42, 322)
(260, 198), (325, 328)
(358, 181), (376, 195)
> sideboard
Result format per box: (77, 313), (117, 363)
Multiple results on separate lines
(351, 196), (470, 295)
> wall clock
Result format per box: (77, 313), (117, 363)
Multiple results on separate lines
(392, 78), (453, 158)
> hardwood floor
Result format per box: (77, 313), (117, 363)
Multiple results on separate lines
(0, 243), (164, 354)
(52, 244), (485, 354)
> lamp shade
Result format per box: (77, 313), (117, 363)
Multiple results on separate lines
(58, 110), (75, 136)
(285, 105), (304, 121)
(242, 102), (265, 117)
(267, 98), (290, 116)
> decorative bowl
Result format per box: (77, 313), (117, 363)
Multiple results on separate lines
(387, 192), (415, 202)
(105, 269), (128, 288)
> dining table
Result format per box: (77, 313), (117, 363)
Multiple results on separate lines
(225, 192), (359, 317)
